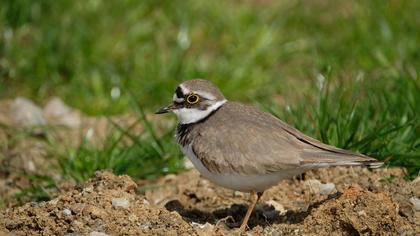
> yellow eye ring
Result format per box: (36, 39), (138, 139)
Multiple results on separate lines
(186, 94), (200, 104)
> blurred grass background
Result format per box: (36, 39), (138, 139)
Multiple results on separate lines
(0, 0), (419, 186)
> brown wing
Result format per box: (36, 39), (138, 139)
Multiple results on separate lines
(279, 122), (381, 167)
(191, 102), (380, 175)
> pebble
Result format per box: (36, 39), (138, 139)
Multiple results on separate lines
(412, 176), (420, 184)
(43, 97), (81, 128)
(63, 208), (72, 216)
(43, 97), (72, 117)
(319, 183), (336, 195)
(191, 222), (214, 236)
(357, 210), (367, 216)
(82, 186), (94, 193)
(183, 159), (195, 169)
(89, 232), (110, 236)
(11, 97), (46, 127)
(112, 198), (130, 209)
(266, 200), (286, 214)
(409, 197), (420, 211)
(234, 191), (244, 198)
(304, 179), (336, 195)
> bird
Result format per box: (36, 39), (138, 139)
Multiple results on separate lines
(155, 79), (383, 232)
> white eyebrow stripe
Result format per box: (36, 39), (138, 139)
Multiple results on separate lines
(179, 84), (190, 94)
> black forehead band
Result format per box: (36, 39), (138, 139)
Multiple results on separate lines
(175, 86), (184, 98)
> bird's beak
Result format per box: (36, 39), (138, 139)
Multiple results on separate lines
(155, 103), (177, 114)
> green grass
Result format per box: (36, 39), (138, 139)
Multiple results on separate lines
(264, 69), (419, 177)
(54, 102), (184, 182)
(0, 0), (419, 186)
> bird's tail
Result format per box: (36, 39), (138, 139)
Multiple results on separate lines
(301, 151), (384, 169)
(329, 159), (384, 169)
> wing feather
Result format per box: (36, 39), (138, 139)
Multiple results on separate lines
(191, 102), (381, 175)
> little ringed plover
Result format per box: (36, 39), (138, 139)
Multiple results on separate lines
(156, 79), (383, 232)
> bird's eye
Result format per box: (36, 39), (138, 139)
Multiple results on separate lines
(186, 94), (200, 104)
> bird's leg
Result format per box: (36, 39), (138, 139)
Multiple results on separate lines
(239, 191), (263, 232)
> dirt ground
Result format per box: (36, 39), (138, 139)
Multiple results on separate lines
(0, 98), (419, 235)
(0, 167), (419, 235)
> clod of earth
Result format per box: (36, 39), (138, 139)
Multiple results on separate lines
(1, 168), (418, 235)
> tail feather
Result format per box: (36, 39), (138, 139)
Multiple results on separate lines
(300, 151), (384, 169)
(329, 159), (384, 168)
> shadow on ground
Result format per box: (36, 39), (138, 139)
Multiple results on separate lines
(165, 192), (342, 229)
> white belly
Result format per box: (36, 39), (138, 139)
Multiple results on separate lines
(181, 144), (306, 192)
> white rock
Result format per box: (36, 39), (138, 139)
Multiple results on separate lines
(11, 97), (46, 127)
(89, 232), (110, 236)
(43, 97), (72, 117)
(304, 179), (336, 195)
(142, 199), (150, 205)
(409, 197), (420, 211)
(412, 176), (420, 184)
(357, 210), (367, 216)
(112, 198), (130, 209)
(48, 199), (59, 205)
(319, 183), (336, 195)
(191, 222), (214, 236)
(233, 191), (244, 198)
(63, 208), (72, 216)
(43, 97), (81, 128)
(266, 200), (286, 214)
(304, 179), (322, 193)
(82, 186), (94, 193)
(26, 160), (36, 172)
(184, 159), (194, 169)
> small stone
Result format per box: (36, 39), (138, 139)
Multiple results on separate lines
(409, 197), (420, 211)
(304, 179), (322, 193)
(233, 191), (244, 198)
(304, 179), (336, 195)
(412, 176), (420, 184)
(43, 97), (72, 117)
(82, 186), (94, 193)
(112, 198), (130, 209)
(43, 97), (82, 128)
(89, 232), (110, 236)
(357, 210), (367, 216)
(26, 160), (36, 172)
(11, 97), (46, 127)
(184, 159), (194, 169)
(191, 222), (214, 236)
(48, 199), (59, 205)
(63, 208), (72, 216)
(319, 183), (336, 195)
(266, 200), (286, 214)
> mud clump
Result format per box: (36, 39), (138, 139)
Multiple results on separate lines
(0, 168), (419, 235)
(302, 186), (414, 235)
(0, 171), (195, 235)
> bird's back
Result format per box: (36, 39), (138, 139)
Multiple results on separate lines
(183, 102), (382, 176)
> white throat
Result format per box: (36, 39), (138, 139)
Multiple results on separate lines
(173, 100), (226, 124)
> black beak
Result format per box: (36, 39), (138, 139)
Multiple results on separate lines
(155, 103), (176, 114)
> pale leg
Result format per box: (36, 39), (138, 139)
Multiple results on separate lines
(239, 191), (263, 232)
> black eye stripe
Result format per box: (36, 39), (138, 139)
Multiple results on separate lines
(175, 87), (184, 98)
